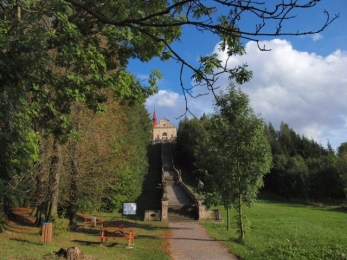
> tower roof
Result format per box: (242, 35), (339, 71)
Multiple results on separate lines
(152, 107), (157, 126)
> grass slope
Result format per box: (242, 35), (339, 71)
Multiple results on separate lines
(204, 200), (347, 260)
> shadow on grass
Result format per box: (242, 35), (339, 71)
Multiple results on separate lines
(313, 205), (347, 214)
(10, 238), (42, 245)
(72, 239), (125, 248)
(70, 239), (101, 246)
(76, 218), (170, 231)
(9, 208), (36, 227)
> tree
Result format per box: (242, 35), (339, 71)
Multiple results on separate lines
(0, 0), (160, 218)
(337, 142), (347, 157)
(61, 96), (132, 229)
(337, 143), (347, 201)
(337, 153), (347, 201)
(202, 85), (272, 241)
(307, 155), (342, 200)
(277, 155), (309, 199)
(176, 116), (208, 171)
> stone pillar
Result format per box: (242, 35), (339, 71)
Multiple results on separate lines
(161, 198), (169, 221)
(197, 199), (206, 220)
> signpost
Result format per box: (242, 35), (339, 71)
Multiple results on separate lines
(123, 202), (137, 216)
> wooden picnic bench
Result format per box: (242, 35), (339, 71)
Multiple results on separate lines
(99, 227), (136, 248)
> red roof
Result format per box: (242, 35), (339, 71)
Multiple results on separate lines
(152, 108), (157, 126)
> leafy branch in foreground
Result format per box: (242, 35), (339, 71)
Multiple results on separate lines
(65, 0), (339, 116)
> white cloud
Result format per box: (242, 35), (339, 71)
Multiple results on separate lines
(311, 33), (323, 41)
(146, 39), (347, 149)
(146, 90), (179, 107)
(146, 90), (186, 125)
(211, 39), (347, 148)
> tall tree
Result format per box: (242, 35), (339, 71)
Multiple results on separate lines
(201, 85), (272, 241)
(337, 142), (347, 200)
(60, 96), (131, 229)
(176, 116), (208, 171)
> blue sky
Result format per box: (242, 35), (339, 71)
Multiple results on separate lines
(128, 1), (347, 150)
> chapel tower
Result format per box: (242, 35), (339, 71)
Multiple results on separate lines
(152, 107), (158, 126)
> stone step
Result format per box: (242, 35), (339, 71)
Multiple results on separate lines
(168, 204), (195, 211)
(168, 205), (197, 222)
(168, 215), (197, 222)
(168, 209), (197, 222)
(164, 180), (175, 186)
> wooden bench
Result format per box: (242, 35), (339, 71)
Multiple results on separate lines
(99, 227), (136, 248)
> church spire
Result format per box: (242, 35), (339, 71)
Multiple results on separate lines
(152, 107), (157, 126)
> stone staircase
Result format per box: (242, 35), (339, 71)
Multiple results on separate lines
(161, 142), (198, 222)
(168, 204), (197, 222)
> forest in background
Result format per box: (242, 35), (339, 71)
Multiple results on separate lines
(176, 115), (347, 203)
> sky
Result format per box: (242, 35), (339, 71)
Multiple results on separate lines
(128, 1), (347, 150)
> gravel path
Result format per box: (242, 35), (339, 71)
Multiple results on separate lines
(169, 222), (238, 260)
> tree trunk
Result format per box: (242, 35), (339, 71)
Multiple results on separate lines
(47, 139), (61, 220)
(226, 207), (230, 231)
(35, 201), (48, 227)
(34, 164), (49, 227)
(238, 194), (245, 241)
(30, 207), (37, 218)
(3, 195), (14, 219)
(68, 143), (79, 231)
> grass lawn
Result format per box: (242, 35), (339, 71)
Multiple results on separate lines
(203, 200), (347, 260)
(0, 209), (171, 260)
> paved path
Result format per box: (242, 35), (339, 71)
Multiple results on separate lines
(169, 222), (238, 260)
(161, 142), (238, 259)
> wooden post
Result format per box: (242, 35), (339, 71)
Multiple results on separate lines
(41, 222), (53, 243)
(91, 216), (96, 228)
(47, 222), (52, 243)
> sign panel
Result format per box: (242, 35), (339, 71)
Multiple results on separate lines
(123, 202), (137, 215)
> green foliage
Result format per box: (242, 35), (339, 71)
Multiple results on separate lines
(277, 155), (309, 199)
(337, 142), (347, 157)
(262, 121), (344, 202)
(176, 115), (209, 171)
(78, 198), (95, 214)
(52, 214), (69, 235)
(307, 156), (343, 199)
(336, 153), (347, 199)
(197, 85), (272, 240)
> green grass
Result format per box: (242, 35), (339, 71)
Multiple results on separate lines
(203, 200), (347, 260)
(0, 214), (171, 260)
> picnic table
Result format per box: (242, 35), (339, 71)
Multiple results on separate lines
(99, 226), (136, 248)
